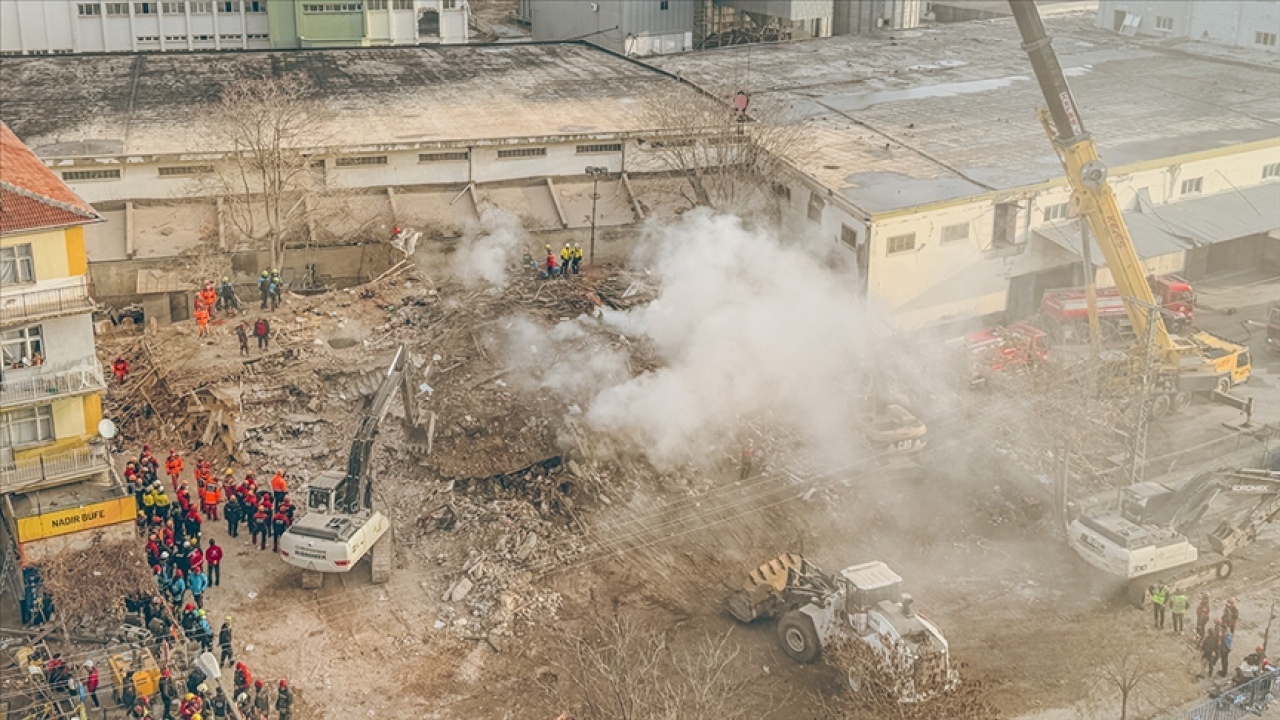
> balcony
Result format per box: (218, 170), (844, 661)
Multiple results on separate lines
(0, 361), (106, 411)
(0, 279), (95, 327)
(0, 444), (112, 495)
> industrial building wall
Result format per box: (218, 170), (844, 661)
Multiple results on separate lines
(716, 0), (833, 22)
(0, 0), (271, 55)
(1097, 0), (1280, 51)
(531, 0), (626, 51)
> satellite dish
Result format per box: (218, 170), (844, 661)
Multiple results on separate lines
(98, 418), (118, 439)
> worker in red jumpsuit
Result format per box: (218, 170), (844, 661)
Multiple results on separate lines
(112, 356), (129, 384)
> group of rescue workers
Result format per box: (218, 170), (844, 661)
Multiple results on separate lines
(120, 443), (296, 719)
(1148, 584), (1273, 681)
(185, 272), (279, 352)
(540, 243), (583, 278)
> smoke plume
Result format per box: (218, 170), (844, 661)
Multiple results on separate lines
(451, 206), (528, 290)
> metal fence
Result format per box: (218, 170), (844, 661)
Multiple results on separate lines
(1163, 670), (1278, 720)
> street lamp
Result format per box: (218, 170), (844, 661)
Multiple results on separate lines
(585, 166), (609, 265)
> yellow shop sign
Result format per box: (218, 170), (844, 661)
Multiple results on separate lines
(16, 497), (136, 542)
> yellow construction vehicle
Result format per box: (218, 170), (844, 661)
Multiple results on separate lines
(1009, 1), (1250, 407)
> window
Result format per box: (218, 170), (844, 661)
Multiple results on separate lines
(0, 405), (56, 448)
(1155, 16), (1173, 31)
(302, 2), (364, 12)
(78, 3), (103, 15)
(497, 147), (546, 159)
(840, 224), (859, 250)
(165, 35), (187, 41)
(105, 2), (128, 14)
(159, 165), (213, 177)
(135, 2), (156, 14)
(771, 183), (791, 202)
(247, 33), (269, 39)
(190, 1), (210, 11)
(219, 34), (241, 40)
(442, 0), (456, 8)
(392, 0), (412, 8)
(137, 35), (160, 42)
(2, 326), (44, 367)
(367, 0), (386, 8)
(886, 233), (916, 255)
(1263, 162), (1280, 180)
(193, 33), (213, 40)
(62, 169), (122, 181)
(1257, 32), (1278, 47)
(660, 0), (669, 8)
(162, 2), (184, 12)
(992, 201), (1018, 246)
(576, 143), (622, 155)
(1180, 177), (1203, 195)
(218, 0), (240, 11)
(807, 192), (824, 223)
(941, 222), (969, 243)
(0, 244), (36, 284)
(334, 155), (388, 167)
(419, 151), (469, 163)
(51, 49), (74, 54)
(246, 0), (265, 11)
(1042, 202), (1069, 222)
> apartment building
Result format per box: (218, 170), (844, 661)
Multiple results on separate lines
(0, 122), (132, 571)
(0, 0), (468, 56)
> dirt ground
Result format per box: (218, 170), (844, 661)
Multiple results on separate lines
(77, 257), (1280, 720)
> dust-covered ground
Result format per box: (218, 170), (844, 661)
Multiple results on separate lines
(92, 210), (1280, 720)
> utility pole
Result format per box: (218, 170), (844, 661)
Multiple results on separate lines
(585, 166), (608, 264)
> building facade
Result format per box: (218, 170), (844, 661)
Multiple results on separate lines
(1097, 1), (1280, 52)
(532, 0), (694, 56)
(0, 0), (467, 55)
(0, 123), (130, 574)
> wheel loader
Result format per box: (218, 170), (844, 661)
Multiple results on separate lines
(726, 553), (954, 699)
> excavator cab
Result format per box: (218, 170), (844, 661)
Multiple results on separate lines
(305, 470), (346, 514)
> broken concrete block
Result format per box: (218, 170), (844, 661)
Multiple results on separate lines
(448, 577), (474, 603)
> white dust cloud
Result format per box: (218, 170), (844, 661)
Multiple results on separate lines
(451, 206), (529, 290)
(582, 209), (883, 469)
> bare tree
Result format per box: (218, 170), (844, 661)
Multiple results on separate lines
(1082, 616), (1193, 720)
(200, 73), (328, 268)
(821, 638), (997, 720)
(635, 85), (810, 211)
(542, 613), (759, 720)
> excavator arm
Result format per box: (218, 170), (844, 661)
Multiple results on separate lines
(338, 344), (412, 513)
(1208, 470), (1280, 556)
(1008, 1), (1174, 356)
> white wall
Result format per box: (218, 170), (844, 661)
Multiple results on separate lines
(1097, 0), (1280, 51)
(0, 0), (271, 55)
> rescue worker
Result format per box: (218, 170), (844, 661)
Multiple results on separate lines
(112, 355), (130, 383)
(268, 271), (283, 310)
(275, 679), (292, 720)
(1169, 588), (1188, 633)
(83, 660), (100, 707)
(217, 277), (238, 314)
(142, 486), (158, 519)
(225, 494), (243, 538)
(194, 304), (211, 338)
(168, 569), (186, 606)
(1150, 582), (1168, 630)
(560, 243), (573, 276)
(154, 484), (171, 520)
(1202, 619), (1221, 676)
(234, 662), (252, 697)
(165, 451), (184, 486)
(740, 440), (757, 480)
(200, 281), (218, 312)
(159, 668), (177, 715)
(572, 242), (583, 273)
(254, 503), (270, 551)
(202, 480), (221, 521)
(189, 568), (208, 609)
(247, 501), (263, 548)
(210, 687), (229, 719)
(235, 322), (250, 356)
(270, 470), (287, 505)
(258, 270), (270, 309)
(253, 318), (271, 350)
(206, 538), (223, 587)
(1222, 597), (1239, 632)
(254, 680), (271, 718)
(236, 692), (253, 719)
(544, 245), (558, 278)
(1219, 622), (1233, 677)
(195, 609), (214, 652)
(218, 617), (234, 666)
(271, 506), (289, 553)
(121, 672), (138, 712)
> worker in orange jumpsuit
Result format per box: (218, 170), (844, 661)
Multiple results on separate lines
(201, 479), (222, 521)
(200, 281), (218, 312)
(270, 471), (288, 505)
(194, 304), (211, 337)
(165, 450), (184, 486)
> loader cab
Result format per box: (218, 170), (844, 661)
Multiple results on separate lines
(306, 470), (346, 514)
(1121, 481), (1176, 525)
(840, 561), (904, 612)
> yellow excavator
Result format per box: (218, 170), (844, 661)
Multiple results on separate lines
(1009, 0), (1250, 414)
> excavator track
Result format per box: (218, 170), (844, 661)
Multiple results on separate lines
(1127, 556), (1233, 607)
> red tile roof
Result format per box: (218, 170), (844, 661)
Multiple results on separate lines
(0, 121), (100, 235)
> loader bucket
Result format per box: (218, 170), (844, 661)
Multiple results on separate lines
(726, 553), (812, 624)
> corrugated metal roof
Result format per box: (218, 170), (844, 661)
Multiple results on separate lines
(1145, 184), (1280, 247)
(1036, 210), (1192, 264)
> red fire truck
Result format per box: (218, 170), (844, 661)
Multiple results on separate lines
(954, 322), (1050, 388)
(1040, 274), (1195, 342)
